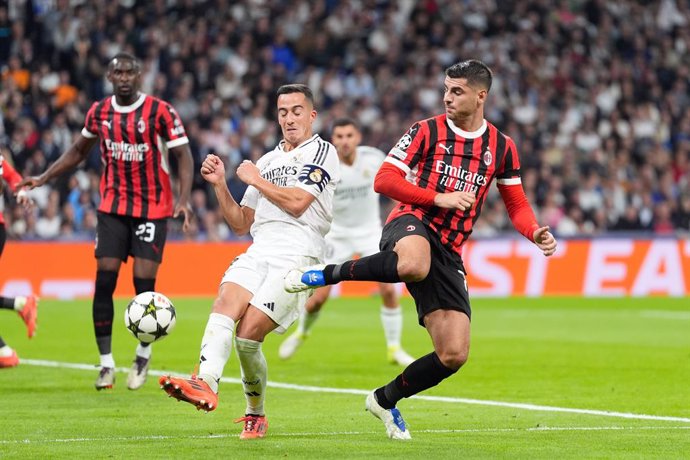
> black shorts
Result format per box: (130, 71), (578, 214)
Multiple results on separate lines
(95, 211), (168, 263)
(0, 223), (6, 257)
(379, 214), (471, 325)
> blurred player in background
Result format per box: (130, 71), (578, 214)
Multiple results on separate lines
(160, 84), (339, 440)
(20, 53), (193, 390)
(279, 118), (414, 366)
(0, 153), (38, 368)
(286, 60), (557, 439)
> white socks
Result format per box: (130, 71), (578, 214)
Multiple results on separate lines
(136, 342), (152, 359)
(0, 345), (14, 357)
(297, 310), (320, 335)
(198, 312), (235, 393)
(235, 337), (267, 416)
(380, 305), (403, 348)
(100, 353), (115, 368)
(13, 296), (27, 311)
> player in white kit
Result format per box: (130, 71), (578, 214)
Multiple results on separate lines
(160, 84), (339, 440)
(279, 118), (414, 366)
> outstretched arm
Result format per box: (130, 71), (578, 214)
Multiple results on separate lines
(19, 135), (97, 189)
(498, 183), (557, 256)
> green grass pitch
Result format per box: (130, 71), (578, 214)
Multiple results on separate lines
(1, 296), (688, 458)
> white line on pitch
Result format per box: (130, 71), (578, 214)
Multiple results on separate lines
(640, 310), (690, 320)
(21, 359), (690, 424)
(2, 426), (689, 445)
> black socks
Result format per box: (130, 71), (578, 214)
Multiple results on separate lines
(375, 352), (458, 409)
(324, 251), (401, 284)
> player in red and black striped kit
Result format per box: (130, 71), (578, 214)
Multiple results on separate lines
(21, 53), (194, 391)
(0, 154), (38, 369)
(285, 60), (557, 439)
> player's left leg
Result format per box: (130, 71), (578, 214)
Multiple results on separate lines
(234, 306), (277, 439)
(368, 310), (468, 439)
(127, 217), (167, 390)
(378, 283), (414, 366)
(0, 295), (38, 338)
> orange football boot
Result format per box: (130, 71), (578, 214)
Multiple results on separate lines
(235, 415), (268, 439)
(0, 349), (19, 368)
(159, 374), (218, 412)
(18, 295), (38, 338)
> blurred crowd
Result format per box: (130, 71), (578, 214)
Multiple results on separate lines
(1, 0), (689, 241)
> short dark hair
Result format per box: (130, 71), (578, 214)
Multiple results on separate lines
(445, 59), (492, 92)
(332, 117), (359, 131)
(276, 84), (314, 106)
(109, 52), (140, 69)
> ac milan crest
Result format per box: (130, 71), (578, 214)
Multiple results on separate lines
(483, 149), (492, 166)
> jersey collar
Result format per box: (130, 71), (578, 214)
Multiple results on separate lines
(278, 134), (320, 152)
(446, 117), (487, 139)
(111, 93), (146, 113)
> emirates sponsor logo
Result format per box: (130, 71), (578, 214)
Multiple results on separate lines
(435, 159), (487, 193)
(105, 139), (149, 162)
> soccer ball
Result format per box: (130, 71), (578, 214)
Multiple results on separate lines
(124, 291), (176, 343)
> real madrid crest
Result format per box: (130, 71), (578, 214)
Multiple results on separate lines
(308, 168), (323, 183)
(483, 148), (492, 166)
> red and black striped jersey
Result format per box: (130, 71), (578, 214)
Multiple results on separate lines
(0, 154), (23, 225)
(384, 114), (523, 256)
(82, 93), (189, 219)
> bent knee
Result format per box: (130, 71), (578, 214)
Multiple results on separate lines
(396, 257), (430, 282)
(437, 350), (469, 371)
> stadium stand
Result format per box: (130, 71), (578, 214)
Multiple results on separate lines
(1, 0), (689, 240)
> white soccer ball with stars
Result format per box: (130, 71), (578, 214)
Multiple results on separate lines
(124, 291), (176, 343)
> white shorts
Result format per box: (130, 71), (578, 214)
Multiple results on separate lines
(325, 230), (381, 264)
(221, 246), (319, 333)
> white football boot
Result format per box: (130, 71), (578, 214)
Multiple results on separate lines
(127, 355), (150, 390)
(284, 265), (325, 293)
(365, 391), (411, 440)
(278, 332), (306, 360)
(387, 346), (415, 367)
(95, 367), (115, 390)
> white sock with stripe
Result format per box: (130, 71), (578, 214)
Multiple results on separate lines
(198, 313), (235, 393)
(235, 337), (267, 416)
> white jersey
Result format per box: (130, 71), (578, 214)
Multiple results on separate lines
(240, 134), (340, 259)
(329, 145), (385, 237)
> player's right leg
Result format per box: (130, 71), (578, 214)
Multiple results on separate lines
(0, 336), (19, 369)
(285, 216), (431, 293)
(161, 272), (254, 411)
(278, 285), (331, 359)
(93, 258), (122, 390)
(93, 212), (129, 390)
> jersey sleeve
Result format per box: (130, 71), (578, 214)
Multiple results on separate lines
(384, 122), (426, 174)
(81, 102), (100, 139)
(1, 155), (23, 192)
(240, 185), (260, 209)
(156, 101), (189, 149)
(495, 136), (522, 186)
(295, 141), (339, 197)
